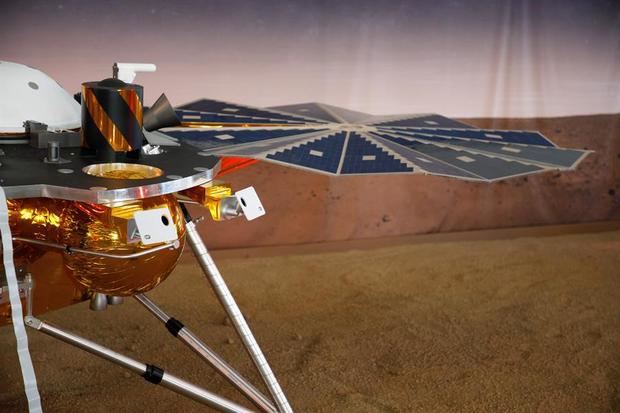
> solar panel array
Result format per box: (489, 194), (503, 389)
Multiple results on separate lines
(159, 100), (589, 181)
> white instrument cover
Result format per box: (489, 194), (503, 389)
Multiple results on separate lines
(0, 61), (80, 133)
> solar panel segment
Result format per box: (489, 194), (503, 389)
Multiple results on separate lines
(210, 131), (331, 158)
(179, 99), (328, 124)
(266, 132), (347, 174)
(339, 133), (413, 174)
(370, 114), (475, 129)
(371, 132), (545, 181)
(380, 130), (586, 169)
(176, 110), (306, 125)
(177, 109), (307, 125)
(365, 134), (484, 180)
(380, 127), (555, 147)
(159, 100), (589, 180)
(163, 128), (328, 151)
(318, 104), (373, 124)
(269, 103), (344, 123)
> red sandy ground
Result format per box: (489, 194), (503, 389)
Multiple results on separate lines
(1, 223), (619, 412)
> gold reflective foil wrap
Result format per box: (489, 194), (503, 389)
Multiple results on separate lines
(82, 86), (131, 151)
(119, 88), (143, 124)
(82, 163), (163, 180)
(4, 195), (185, 297)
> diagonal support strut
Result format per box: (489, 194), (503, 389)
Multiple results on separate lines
(182, 207), (293, 413)
(24, 316), (254, 413)
(134, 293), (277, 413)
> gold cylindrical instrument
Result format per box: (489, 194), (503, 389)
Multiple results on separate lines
(81, 78), (144, 161)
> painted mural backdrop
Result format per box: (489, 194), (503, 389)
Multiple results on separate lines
(1, 0), (618, 117)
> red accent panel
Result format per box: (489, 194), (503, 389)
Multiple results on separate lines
(216, 156), (259, 177)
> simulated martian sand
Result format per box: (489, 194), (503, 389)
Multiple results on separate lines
(1, 223), (619, 412)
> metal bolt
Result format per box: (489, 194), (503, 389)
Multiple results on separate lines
(47, 141), (60, 163)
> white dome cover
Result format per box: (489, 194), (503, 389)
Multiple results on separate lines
(0, 61), (80, 133)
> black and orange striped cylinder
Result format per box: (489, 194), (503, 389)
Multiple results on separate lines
(81, 78), (144, 161)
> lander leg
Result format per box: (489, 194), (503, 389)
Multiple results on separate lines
(24, 316), (253, 413)
(182, 207), (293, 413)
(19, 211), (292, 412)
(23, 269), (283, 413)
(134, 293), (277, 413)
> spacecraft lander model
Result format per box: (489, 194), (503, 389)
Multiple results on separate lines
(0, 61), (589, 413)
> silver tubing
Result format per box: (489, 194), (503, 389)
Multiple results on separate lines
(134, 294), (277, 413)
(162, 374), (253, 413)
(185, 221), (293, 413)
(13, 237), (179, 259)
(134, 293), (169, 322)
(24, 317), (254, 413)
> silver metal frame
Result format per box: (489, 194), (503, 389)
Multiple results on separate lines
(24, 316), (253, 413)
(185, 220), (293, 413)
(12, 237), (180, 259)
(135, 294), (277, 413)
(15, 201), (293, 412)
(3, 167), (219, 203)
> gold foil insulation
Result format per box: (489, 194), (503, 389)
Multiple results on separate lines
(5, 195), (185, 297)
(180, 182), (232, 221)
(82, 163), (164, 180)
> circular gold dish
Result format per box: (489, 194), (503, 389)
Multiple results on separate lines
(82, 163), (163, 180)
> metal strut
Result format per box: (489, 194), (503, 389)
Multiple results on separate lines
(24, 316), (253, 413)
(182, 207), (293, 413)
(13, 236), (179, 259)
(134, 293), (277, 413)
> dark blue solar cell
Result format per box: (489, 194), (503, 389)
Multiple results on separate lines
(373, 115), (474, 128)
(381, 130), (583, 168)
(163, 129), (326, 151)
(178, 99), (325, 124)
(267, 132), (347, 173)
(372, 132), (543, 180)
(381, 127), (554, 147)
(176, 110), (304, 125)
(367, 133), (481, 179)
(340, 133), (413, 174)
